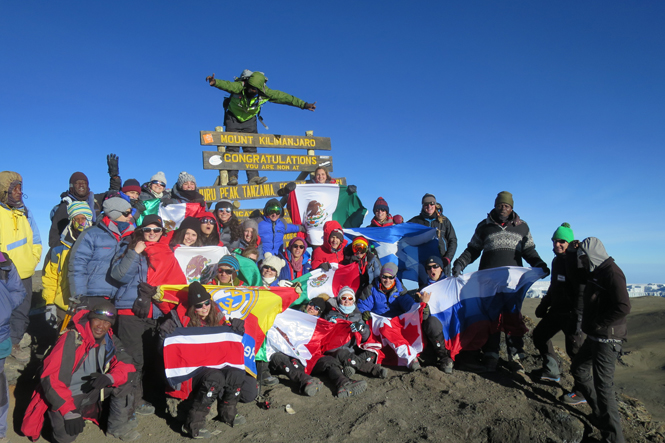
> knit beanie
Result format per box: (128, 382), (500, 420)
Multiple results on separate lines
(121, 179), (141, 194)
(102, 197), (131, 221)
(177, 171), (196, 188)
(495, 191), (514, 208)
(140, 214), (163, 228)
(337, 286), (356, 302)
(150, 171), (167, 186)
(218, 255), (240, 271)
(67, 201), (93, 222)
(87, 300), (117, 323)
(69, 172), (89, 186)
(373, 197), (389, 213)
(289, 236), (308, 249)
(329, 229), (344, 243)
(308, 297), (327, 314)
(188, 281), (212, 307)
(179, 216), (202, 234)
(380, 262), (398, 277)
(421, 193), (436, 205)
(242, 218), (259, 232)
(552, 222), (574, 243)
(215, 199), (239, 212)
(262, 252), (286, 274)
(425, 256), (444, 268)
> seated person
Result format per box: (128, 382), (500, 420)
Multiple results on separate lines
(278, 237), (311, 281)
(357, 263), (414, 318)
(22, 302), (139, 442)
(201, 255), (244, 286)
(260, 253), (286, 287)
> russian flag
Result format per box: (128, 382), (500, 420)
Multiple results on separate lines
(425, 266), (546, 359)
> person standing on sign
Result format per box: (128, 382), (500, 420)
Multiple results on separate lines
(206, 70), (317, 186)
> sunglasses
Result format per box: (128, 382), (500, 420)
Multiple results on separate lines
(218, 208), (232, 213)
(150, 180), (166, 187)
(352, 244), (367, 254)
(554, 239), (568, 244)
(426, 264), (440, 270)
(91, 309), (116, 319)
(340, 296), (354, 302)
(381, 274), (396, 280)
(218, 268), (235, 275)
(200, 218), (215, 225)
(141, 227), (163, 233)
(308, 304), (321, 312)
(262, 266), (277, 273)
(291, 244), (306, 250)
(423, 202), (436, 207)
(195, 300), (211, 309)
(121, 209), (133, 217)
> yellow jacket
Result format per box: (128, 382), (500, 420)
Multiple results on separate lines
(41, 228), (75, 310)
(0, 205), (41, 279)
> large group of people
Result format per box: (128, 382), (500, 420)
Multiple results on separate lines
(0, 71), (630, 443)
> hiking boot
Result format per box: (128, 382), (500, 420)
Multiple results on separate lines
(232, 414), (246, 426)
(108, 429), (141, 441)
(11, 344), (30, 363)
(342, 365), (356, 378)
(374, 367), (388, 379)
(408, 360), (421, 372)
(506, 359), (525, 374)
(539, 371), (561, 382)
(302, 379), (323, 397)
(438, 358), (454, 374)
(337, 380), (367, 398)
(227, 176), (238, 186)
(261, 375), (279, 387)
(483, 357), (499, 373)
(248, 176), (268, 185)
(182, 424), (212, 439)
(135, 402), (155, 415)
(561, 392), (587, 406)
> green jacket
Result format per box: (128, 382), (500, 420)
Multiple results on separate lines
(213, 72), (307, 122)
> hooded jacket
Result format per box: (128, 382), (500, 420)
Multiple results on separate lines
(21, 310), (135, 440)
(213, 72), (307, 122)
(42, 226), (78, 311)
(198, 211), (224, 247)
(357, 277), (414, 318)
(257, 199), (300, 256)
(579, 238), (630, 341)
(0, 254), (26, 354)
(311, 220), (348, 269)
(538, 249), (585, 316)
(0, 171), (42, 279)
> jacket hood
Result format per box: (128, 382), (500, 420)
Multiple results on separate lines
(263, 198), (283, 217)
(247, 72), (267, 94)
(0, 171), (22, 205)
(72, 310), (99, 343)
(579, 237), (610, 272)
(321, 220), (347, 253)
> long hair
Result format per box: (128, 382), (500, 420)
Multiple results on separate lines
(225, 213), (243, 244)
(186, 302), (223, 328)
(312, 167), (332, 183)
(169, 226), (203, 248)
(117, 228), (161, 270)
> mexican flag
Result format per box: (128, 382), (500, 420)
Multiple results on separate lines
(158, 202), (208, 232)
(288, 184), (366, 246)
(290, 262), (361, 306)
(174, 245), (230, 283)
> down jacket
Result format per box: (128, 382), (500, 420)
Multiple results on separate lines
(357, 277), (414, 318)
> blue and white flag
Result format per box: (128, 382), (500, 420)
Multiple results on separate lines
(343, 224), (439, 281)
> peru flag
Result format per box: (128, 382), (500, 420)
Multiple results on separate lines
(163, 325), (245, 387)
(288, 183), (366, 246)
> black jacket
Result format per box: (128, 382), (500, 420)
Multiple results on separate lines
(408, 211), (457, 264)
(539, 252), (585, 315)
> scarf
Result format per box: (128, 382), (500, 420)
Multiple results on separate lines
(370, 215), (394, 227)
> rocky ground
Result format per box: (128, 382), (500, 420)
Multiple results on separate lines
(4, 276), (665, 442)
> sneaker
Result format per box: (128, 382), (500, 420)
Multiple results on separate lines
(182, 425), (212, 439)
(408, 360), (421, 372)
(337, 380), (367, 398)
(302, 379), (323, 397)
(561, 392), (587, 406)
(108, 429), (141, 441)
(11, 344), (30, 363)
(135, 402), (155, 416)
(261, 375), (280, 387)
(539, 371), (561, 382)
(438, 358), (454, 374)
(342, 365), (356, 378)
(248, 176), (268, 185)
(227, 176), (238, 186)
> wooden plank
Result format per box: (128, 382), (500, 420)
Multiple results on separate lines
(198, 178), (346, 203)
(200, 131), (331, 150)
(203, 151), (333, 172)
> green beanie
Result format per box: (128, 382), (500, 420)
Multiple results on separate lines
(494, 191), (514, 208)
(552, 222), (574, 243)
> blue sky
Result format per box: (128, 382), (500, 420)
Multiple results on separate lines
(1, 1), (663, 283)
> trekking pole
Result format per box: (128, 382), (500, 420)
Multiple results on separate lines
(59, 298), (80, 335)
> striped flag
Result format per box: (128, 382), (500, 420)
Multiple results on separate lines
(290, 262), (360, 306)
(174, 245), (230, 283)
(163, 325), (245, 387)
(288, 183), (366, 246)
(158, 202), (208, 232)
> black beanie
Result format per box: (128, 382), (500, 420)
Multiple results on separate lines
(188, 281), (212, 307)
(308, 297), (327, 315)
(179, 216), (202, 235)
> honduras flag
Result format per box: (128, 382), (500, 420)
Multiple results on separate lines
(343, 224), (439, 282)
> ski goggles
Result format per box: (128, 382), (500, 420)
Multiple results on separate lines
(265, 206), (281, 216)
(91, 309), (116, 320)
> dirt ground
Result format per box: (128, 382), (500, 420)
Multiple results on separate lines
(4, 278), (665, 442)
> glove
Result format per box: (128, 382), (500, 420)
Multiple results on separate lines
(160, 318), (177, 335)
(298, 225), (307, 233)
(278, 280), (294, 288)
(319, 262), (331, 272)
(347, 185), (357, 194)
(362, 311), (371, 322)
(82, 372), (113, 393)
(442, 257), (451, 267)
(538, 263), (551, 278)
(285, 182), (296, 193)
(107, 153), (119, 177)
(452, 263), (463, 278)
(535, 303), (548, 319)
(64, 412), (85, 436)
(230, 318), (245, 335)
(45, 304), (58, 329)
(133, 282), (156, 318)
(328, 316), (338, 324)
(350, 321), (366, 333)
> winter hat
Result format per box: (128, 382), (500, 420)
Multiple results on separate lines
(215, 199), (240, 211)
(218, 255), (240, 271)
(421, 193), (437, 205)
(263, 198), (283, 216)
(337, 286), (356, 302)
(495, 191), (514, 208)
(373, 197), (389, 213)
(351, 237), (369, 252)
(393, 215), (404, 224)
(329, 229), (344, 243)
(307, 297), (327, 314)
(87, 300), (117, 324)
(69, 172), (89, 186)
(242, 218), (259, 232)
(67, 201), (93, 222)
(289, 236), (308, 249)
(552, 222), (574, 243)
(188, 281), (212, 307)
(380, 262), (398, 277)
(177, 171), (196, 188)
(179, 216), (202, 234)
(150, 171), (167, 186)
(140, 214), (163, 228)
(103, 197), (131, 220)
(425, 256), (444, 268)
(121, 179), (141, 194)
(262, 252), (286, 274)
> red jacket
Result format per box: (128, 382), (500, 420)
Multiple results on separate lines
(311, 220), (348, 269)
(21, 311), (135, 441)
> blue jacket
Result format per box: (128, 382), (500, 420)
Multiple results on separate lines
(278, 248), (312, 281)
(258, 216), (300, 256)
(68, 218), (134, 299)
(110, 241), (147, 310)
(357, 277), (415, 318)
(0, 254), (27, 355)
